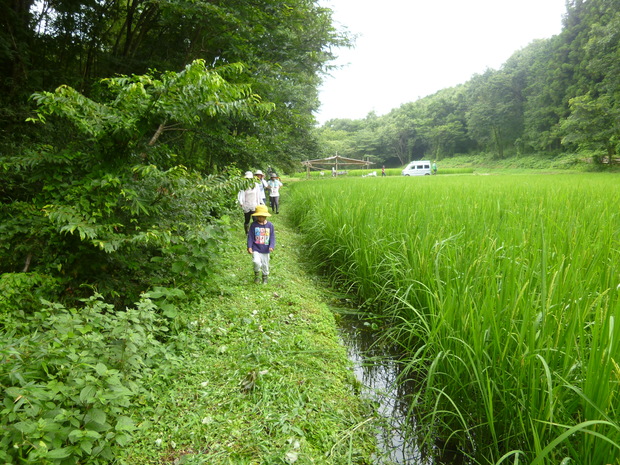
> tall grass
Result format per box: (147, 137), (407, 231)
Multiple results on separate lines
(288, 174), (620, 464)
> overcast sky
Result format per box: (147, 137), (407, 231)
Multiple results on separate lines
(315, 0), (568, 124)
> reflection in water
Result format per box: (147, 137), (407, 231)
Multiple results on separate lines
(338, 315), (433, 465)
(338, 313), (467, 465)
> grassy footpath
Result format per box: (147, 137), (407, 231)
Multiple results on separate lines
(121, 210), (378, 464)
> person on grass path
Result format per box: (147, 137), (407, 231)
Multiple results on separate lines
(254, 169), (269, 204)
(237, 171), (263, 234)
(267, 172), (283, 214)
(247, 204), (275, 284)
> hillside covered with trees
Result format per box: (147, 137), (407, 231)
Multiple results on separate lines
(316, 0), (620, 167)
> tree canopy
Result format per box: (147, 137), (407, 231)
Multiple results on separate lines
(1, 0), (350, 171)
(0, 0), (350, 306)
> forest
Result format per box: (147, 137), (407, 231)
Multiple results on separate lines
(316, 0), (620, 167)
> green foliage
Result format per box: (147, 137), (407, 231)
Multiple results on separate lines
(0, 294), (172, 464)
(466, 70), (524, 158)
(1, 63), (259, 305)
(1, 0), (349, 171)
(288, 175), (620, 464)
(28, 61), (274, 150)
(561, 93), (619, 161)
(0, 152), (241, 305)
(0, 273), (60, 316)
(143, 286), (186, 319)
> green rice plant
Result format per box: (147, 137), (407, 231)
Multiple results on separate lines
(436, 167), (475, 174)
(288, 174), (620, 464)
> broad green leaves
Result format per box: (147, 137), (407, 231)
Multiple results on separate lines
(29, 60), (274, 145)
(2, 62), (257, 306)
(0, 295), (168, 464)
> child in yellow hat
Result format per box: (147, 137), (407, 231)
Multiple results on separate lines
(247, 205), (275, 284)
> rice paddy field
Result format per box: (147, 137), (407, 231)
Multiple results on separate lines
(287, 173), (620, 465)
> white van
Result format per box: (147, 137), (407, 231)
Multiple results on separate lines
(401, 160), (432, 176)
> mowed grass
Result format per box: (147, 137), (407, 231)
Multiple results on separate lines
(287, 173), (620, 464)
(121, 217), (378, 464)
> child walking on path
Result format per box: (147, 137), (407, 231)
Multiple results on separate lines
(267, 173), (283, 214)
(247, 204), (275, 284)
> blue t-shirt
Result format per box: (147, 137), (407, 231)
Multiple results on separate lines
(247, 221), (275, 253)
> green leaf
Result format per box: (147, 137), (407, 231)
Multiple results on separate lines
(115, 416), (136, 432)
(85, 408), (106, 426)
(160, 303), (178, 318)
(68, 429), (84, 442)
(80, 440), (94, 454)
(47, 447), (73, 459)
(13, 421), (36, 434)
(167, 288), (186, 298)
(80, 385), (98, 404)
(114, 433), (131, 446)
(94, 363), (108, 376)
(171, 261), (186, 273)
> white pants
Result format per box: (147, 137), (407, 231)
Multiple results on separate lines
(252, 252), (270, 275)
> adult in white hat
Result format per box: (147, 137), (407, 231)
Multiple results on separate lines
(254, 170), (268, 204)
(237, 171), (262, 234)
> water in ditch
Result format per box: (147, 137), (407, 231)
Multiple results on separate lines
(337, 312), (467, 465)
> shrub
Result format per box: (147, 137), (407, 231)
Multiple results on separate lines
(0, 272), (60, 316)
(0, 294), (171, 464)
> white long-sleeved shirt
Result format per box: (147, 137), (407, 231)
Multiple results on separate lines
(237, 184), (263, 213)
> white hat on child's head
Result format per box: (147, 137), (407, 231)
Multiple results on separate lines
(244, 171), (253, 179)
(255, 170), (264, 175)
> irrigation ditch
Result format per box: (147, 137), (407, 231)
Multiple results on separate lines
(287, 174), (620, 464)
(332, 308), (468, 465)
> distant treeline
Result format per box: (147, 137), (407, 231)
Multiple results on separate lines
(316, 0), (620, 167)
